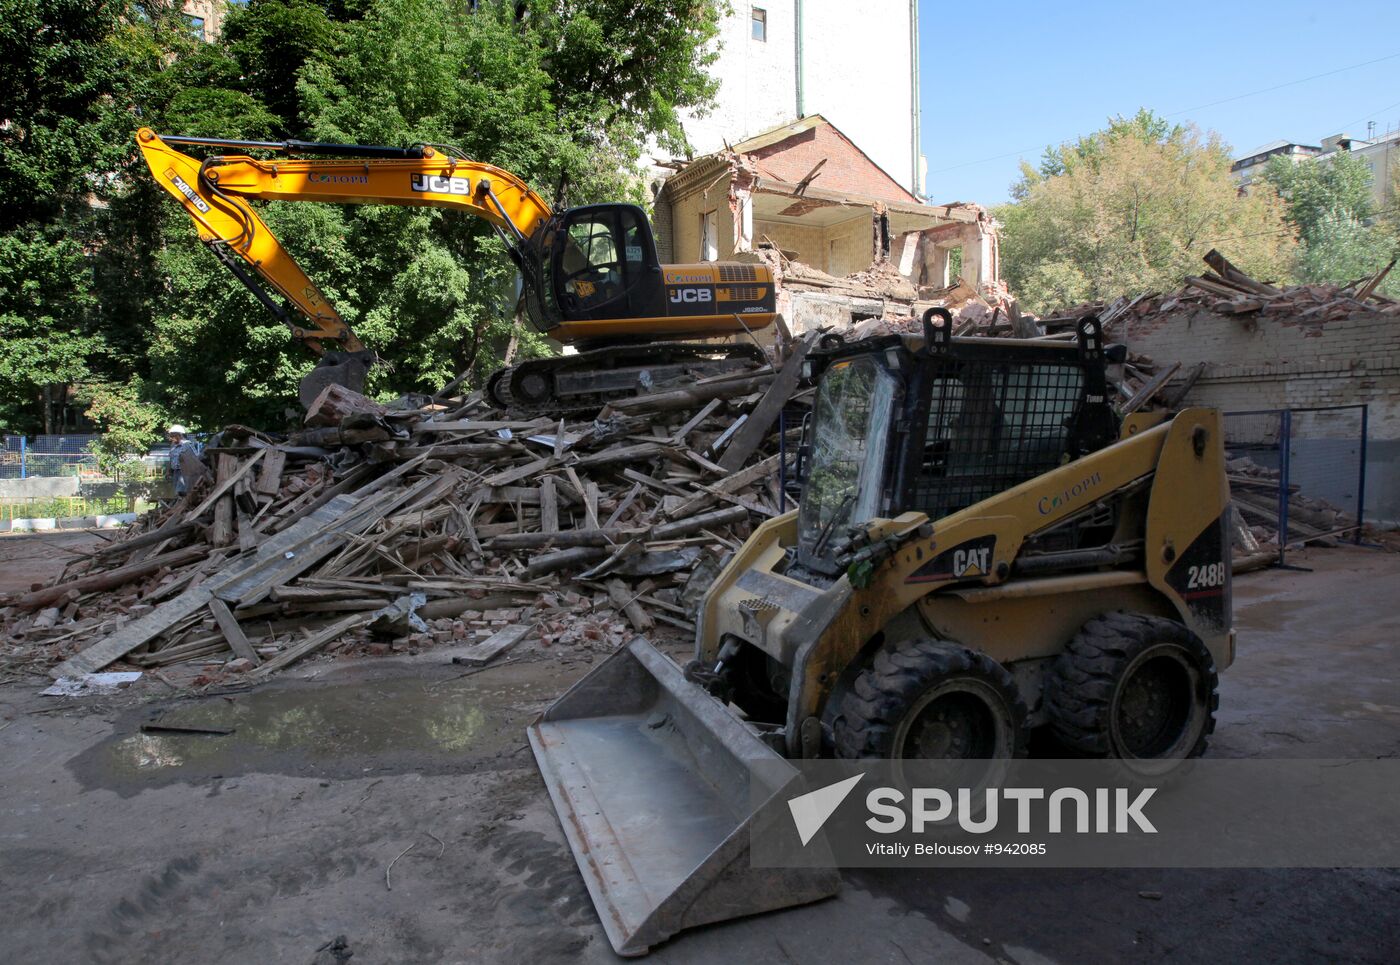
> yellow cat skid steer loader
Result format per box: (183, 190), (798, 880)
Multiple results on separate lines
(529, 311), (1234, 955)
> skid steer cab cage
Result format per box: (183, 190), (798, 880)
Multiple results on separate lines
(793, 312), (1119, 576)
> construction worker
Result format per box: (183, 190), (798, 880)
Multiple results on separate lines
(166, 425), (202, 496)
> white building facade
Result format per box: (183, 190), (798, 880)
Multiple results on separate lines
(667, 0), (923, 197)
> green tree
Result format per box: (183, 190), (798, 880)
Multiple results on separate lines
(1264, 150), (1399, 293)
(996, 111), (1296, 313)
(137, 0), (724, 426)
(82, 377), (169, 474)
(0, 0), (195, 433)
(2, 0), (725, 434)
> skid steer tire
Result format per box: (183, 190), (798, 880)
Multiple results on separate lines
(833, 639), (1028, 761)
(1045, 611), (1218, 765)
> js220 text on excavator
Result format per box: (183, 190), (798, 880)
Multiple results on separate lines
(530, 311), (1234, 955)
(136, 129), (776, 408)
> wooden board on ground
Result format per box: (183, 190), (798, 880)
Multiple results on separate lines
(449, 623), (532, 666)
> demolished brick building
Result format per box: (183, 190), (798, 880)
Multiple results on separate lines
(652, 115), (1009, 333)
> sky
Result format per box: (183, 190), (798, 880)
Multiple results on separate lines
(917, 0), (1400, 206)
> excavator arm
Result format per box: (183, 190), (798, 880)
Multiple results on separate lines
(136, 128), (554, 402)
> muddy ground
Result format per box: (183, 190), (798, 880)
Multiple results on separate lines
(1, 536), (1398, 964)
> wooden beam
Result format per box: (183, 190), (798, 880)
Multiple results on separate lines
(1118, 362), (1181, 416)
(208, 598), (261, 665)
(717, 332), (815, 471)
(12, 544), (207, 611)
(255, 448), (287, 496)
(250, 611), (374, 677)
(183, 449), (267, 522)
(539, 476), (559, 534)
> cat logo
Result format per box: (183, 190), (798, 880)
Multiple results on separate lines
(904, 535), (997, 585)
(952, 546), (991, 578)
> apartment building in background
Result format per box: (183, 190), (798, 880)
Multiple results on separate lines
(1233, 125), (1399, 208)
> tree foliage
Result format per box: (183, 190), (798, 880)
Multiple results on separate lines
(1263, 150), (1398, 294)
(0, 0), (724, 435)
(995, 111), (1297, 313)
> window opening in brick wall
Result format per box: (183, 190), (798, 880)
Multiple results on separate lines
(700, 210), (718, 262)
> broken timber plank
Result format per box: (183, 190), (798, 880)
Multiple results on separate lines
(604, 373), (776, 415)
(483, 455), (553, 487)
(540, 476), (559, 534)
(1160, 362), (1206, 409)
(255, 448), (287, 496)
(207, 598), (261, 665)
(1356, 257), (1396, 302)
(606, 580), (654, 633)
(48, 495), (362, 678)
(450, 623), (532, 666)
(489, 528), (631, 550)
(1118, 362), (1181, 416)
(717, 332), (816, 471)
(667, 454), (781, 519)
(649, 505), (748, 542)
(250, 611), (374, 678)
(13, 544), (207, 611)
(670, 398), (722, 445)
(184, 449), (267, 522)
(1203, 249), (1281, 296)
(523, 547), (609, 579)
(211, 453), (239, 547)
(604, 482), (643, 528)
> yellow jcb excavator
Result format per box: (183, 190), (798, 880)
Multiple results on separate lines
(136, 129), (776, 407)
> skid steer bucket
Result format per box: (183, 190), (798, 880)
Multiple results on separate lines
(528, 637), (840, 956)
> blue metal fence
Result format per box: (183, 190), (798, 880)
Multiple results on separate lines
(1224, 405), (1367, 565)
(0, 434), (103, 480)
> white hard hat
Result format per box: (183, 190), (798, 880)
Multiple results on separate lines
(167, 425), (188, 436)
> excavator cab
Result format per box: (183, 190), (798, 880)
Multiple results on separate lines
(520, 204), (666, 331)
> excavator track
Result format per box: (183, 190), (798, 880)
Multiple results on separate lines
(487, 342), (769, 415)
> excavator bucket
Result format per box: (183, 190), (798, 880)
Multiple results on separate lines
(528, 637), (840, 956)
(297, 350), (376, 410)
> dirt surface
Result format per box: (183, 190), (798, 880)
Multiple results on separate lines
(0, 530), (105, 596)
(2, 546), (1398, 963)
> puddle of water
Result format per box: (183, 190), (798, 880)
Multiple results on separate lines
(70, 673), (550, 796)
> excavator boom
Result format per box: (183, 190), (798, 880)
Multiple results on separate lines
(138, 128), (775, 409)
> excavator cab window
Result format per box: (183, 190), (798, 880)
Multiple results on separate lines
(548, 204), (664, 323)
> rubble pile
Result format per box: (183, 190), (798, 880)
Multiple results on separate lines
(1047, 250), (1400, 327)
(1226, 454), (1360, 553)
(0, 345), (813, 685)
